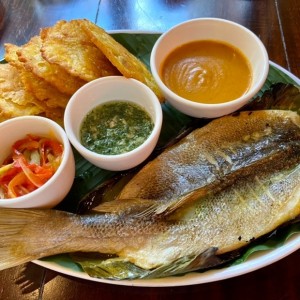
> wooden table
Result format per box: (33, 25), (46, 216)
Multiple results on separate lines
(0, 1), (299, 299)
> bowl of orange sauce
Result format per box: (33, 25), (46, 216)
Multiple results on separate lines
(150, 18), (269, 118)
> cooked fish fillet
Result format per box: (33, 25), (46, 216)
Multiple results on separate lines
(0, 110), (299, 279)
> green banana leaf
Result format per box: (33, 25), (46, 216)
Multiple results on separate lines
(43, 33), (300, 280)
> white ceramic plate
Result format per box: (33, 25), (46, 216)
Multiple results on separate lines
(32, 59), (300, 287)
(34, 229), (300, 287)
(9, 28), (292, 286)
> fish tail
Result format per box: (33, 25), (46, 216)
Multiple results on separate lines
(0, 208), (70, 270)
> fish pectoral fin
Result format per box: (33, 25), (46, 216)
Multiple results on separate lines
(92, 197), (180, 219)
(92, 198), (158, 216)
(153, 188), (208, 217)
(103, 188), (208, 219)
(145, 247), (222, 279)
(91, 196), (194, 220)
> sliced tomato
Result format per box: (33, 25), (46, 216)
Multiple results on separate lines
(7, 172), (35, 198)
(0, 134), (63, 199)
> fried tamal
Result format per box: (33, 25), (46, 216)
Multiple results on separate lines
(40, 20), (120, 82)
(77, 19), (164, 102)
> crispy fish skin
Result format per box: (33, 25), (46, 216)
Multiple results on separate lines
(0, 148), (299, 272)
(0, 110), (300, 276)
(117, 110), (300, 214)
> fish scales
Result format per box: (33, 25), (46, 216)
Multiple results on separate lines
(1, 152), (299, 271)
(0, 110), (300, 277)
(117, 110), (300, 206)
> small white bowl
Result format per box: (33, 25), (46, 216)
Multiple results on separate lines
(150, 18), (269, 118)
(0, 116), (75, 208)
(64, 76), (163, 171)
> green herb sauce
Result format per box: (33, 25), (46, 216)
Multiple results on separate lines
(80, 101), (154, 155)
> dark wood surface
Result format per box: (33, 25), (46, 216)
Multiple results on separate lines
(0, 1), (299, 299)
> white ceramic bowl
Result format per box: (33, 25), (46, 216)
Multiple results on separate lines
(64, 76), (163, 171)
(0, 116), (75, 208)
(150, 18), (269, 118)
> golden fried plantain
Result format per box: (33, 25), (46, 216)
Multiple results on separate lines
(0, 64), (42, 121)
(20, 67), (70, 109)
(3, 46), (42, 108)
(77, 19), (164, 102)
(3, 43), (64, 124)
(1, 18), (164, 125)
(4, 43), (24, 69)
(5, 43), (51, 108)
(40, 20), (120, 81)
(16, 36), (86, 95)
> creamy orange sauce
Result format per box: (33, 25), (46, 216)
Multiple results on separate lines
(161, 40), (252, 104)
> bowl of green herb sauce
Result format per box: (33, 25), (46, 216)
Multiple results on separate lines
(64, 76), (162, 171)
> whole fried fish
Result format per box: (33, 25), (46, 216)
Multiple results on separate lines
(113, 108), (300, 215)
(0, 110), (300, 279)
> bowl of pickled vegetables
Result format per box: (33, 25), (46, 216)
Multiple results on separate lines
(0, 116), (75, 208)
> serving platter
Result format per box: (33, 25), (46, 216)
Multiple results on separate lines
(31, 32), (300, 287)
